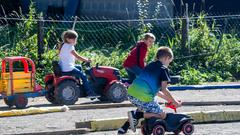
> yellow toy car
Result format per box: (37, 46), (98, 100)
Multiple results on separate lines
(0, 56), (44, 109)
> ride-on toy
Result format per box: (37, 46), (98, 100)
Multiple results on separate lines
(0, 57), (44, 109)
(140, 102), (194, 135)
(44, 61), (127, 105)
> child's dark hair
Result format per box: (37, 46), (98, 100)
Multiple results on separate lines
(58, 30), (78, 52)
(155, 46), (173, 60)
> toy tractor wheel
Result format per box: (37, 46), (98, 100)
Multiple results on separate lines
(152, 124), (165, 135)
(54, 80), (79, 105)
(141, 125), (147, 135)
(4, 97), (15, 108)
(182, 122), (194, 135)
(14, 94), (28, 109)
(173, 130), (180, 135)
(45, 82), (59, 104)
(106, 82), (127, 103)
(140, 120), (149, 135)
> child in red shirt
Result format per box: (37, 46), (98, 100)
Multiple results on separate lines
(123, 33), (155, 83)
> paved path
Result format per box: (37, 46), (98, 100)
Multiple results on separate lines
(0, 89), (239, 134)
(1, 88), (240, 109)
(87, 122), (240, 135)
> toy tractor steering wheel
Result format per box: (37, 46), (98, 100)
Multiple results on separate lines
(81, 61), (91, 68)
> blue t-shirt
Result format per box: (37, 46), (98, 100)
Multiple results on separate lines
(128, 61), (171, 102)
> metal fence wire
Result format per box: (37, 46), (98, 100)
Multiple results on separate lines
(0, 14), (240, 54)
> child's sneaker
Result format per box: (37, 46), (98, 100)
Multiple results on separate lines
(128, 110), (138, 132)
(117, 127), (127, 135)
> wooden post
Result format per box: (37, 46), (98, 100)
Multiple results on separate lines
(201, 0), (205, 11)
(37, 17), (44, 68)
(180, 0), (184, 16)
(181, 3), (189, 55)
(72, 16), (78, 30)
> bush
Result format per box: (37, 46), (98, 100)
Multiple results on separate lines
(1, 2), (239, 85)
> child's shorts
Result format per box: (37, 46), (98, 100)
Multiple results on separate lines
(128, 95), (163, 114)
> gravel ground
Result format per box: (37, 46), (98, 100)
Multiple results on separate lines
(87, 122), (240, 135)
(0, 89), (240, 134)
(1, 88), (240, 109)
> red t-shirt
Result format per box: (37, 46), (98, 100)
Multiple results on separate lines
(123, 41), (148, 69)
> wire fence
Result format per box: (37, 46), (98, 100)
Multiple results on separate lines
(0, 14), (240, 83)
(0, 14), (240, 55)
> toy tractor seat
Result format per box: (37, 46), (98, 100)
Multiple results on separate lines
(52, 61), (63, 77)
(52, 61), (76, 77)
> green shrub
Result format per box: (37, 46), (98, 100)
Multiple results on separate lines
(180, 67), (207, 85)
(1, 2), (239, 85)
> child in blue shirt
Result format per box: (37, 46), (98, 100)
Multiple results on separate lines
(118, 46), (181, 134)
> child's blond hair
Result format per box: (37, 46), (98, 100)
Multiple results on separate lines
(61, 30), (78, 42)
(58, 30), (78, 52)
(143, 33), (156, 41)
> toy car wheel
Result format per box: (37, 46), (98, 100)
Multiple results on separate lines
(152, 124), (165, 135)
(55, 80), (79, 105)
(141, 125), (147, 135)
(173, 130), (180, 135)
(106, 81), (127, 103)
(4, 97), (15, 108)
(14, 94), (28, 109)
(182, 122), (194, 135)
(140, 121), (148, 135)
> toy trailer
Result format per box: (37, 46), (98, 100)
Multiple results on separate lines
(0, 56), (46, 109)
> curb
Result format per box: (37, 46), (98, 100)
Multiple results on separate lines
(188, 110), (240, 123)
(168, 84), (240, 91)
(68, 101), (240, 110)
(76, 110), (240, 131)
(1, 101), (239, 118)
(69, 102), (133, 110)
(181, 101), (240, 106)
(0, 84), (240, 99)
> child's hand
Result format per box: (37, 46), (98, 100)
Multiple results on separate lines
(173, 100), (182, 108)
(87, 59), (92, 63)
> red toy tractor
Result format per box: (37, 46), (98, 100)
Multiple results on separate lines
(44, 61), (127, 105)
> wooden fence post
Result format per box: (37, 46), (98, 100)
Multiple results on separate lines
(72, 16), (78, 30)
(37, 17), (44, 68)
(181, 3), (189, 55)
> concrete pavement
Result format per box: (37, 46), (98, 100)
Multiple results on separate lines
(1, 88), (240, 135)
